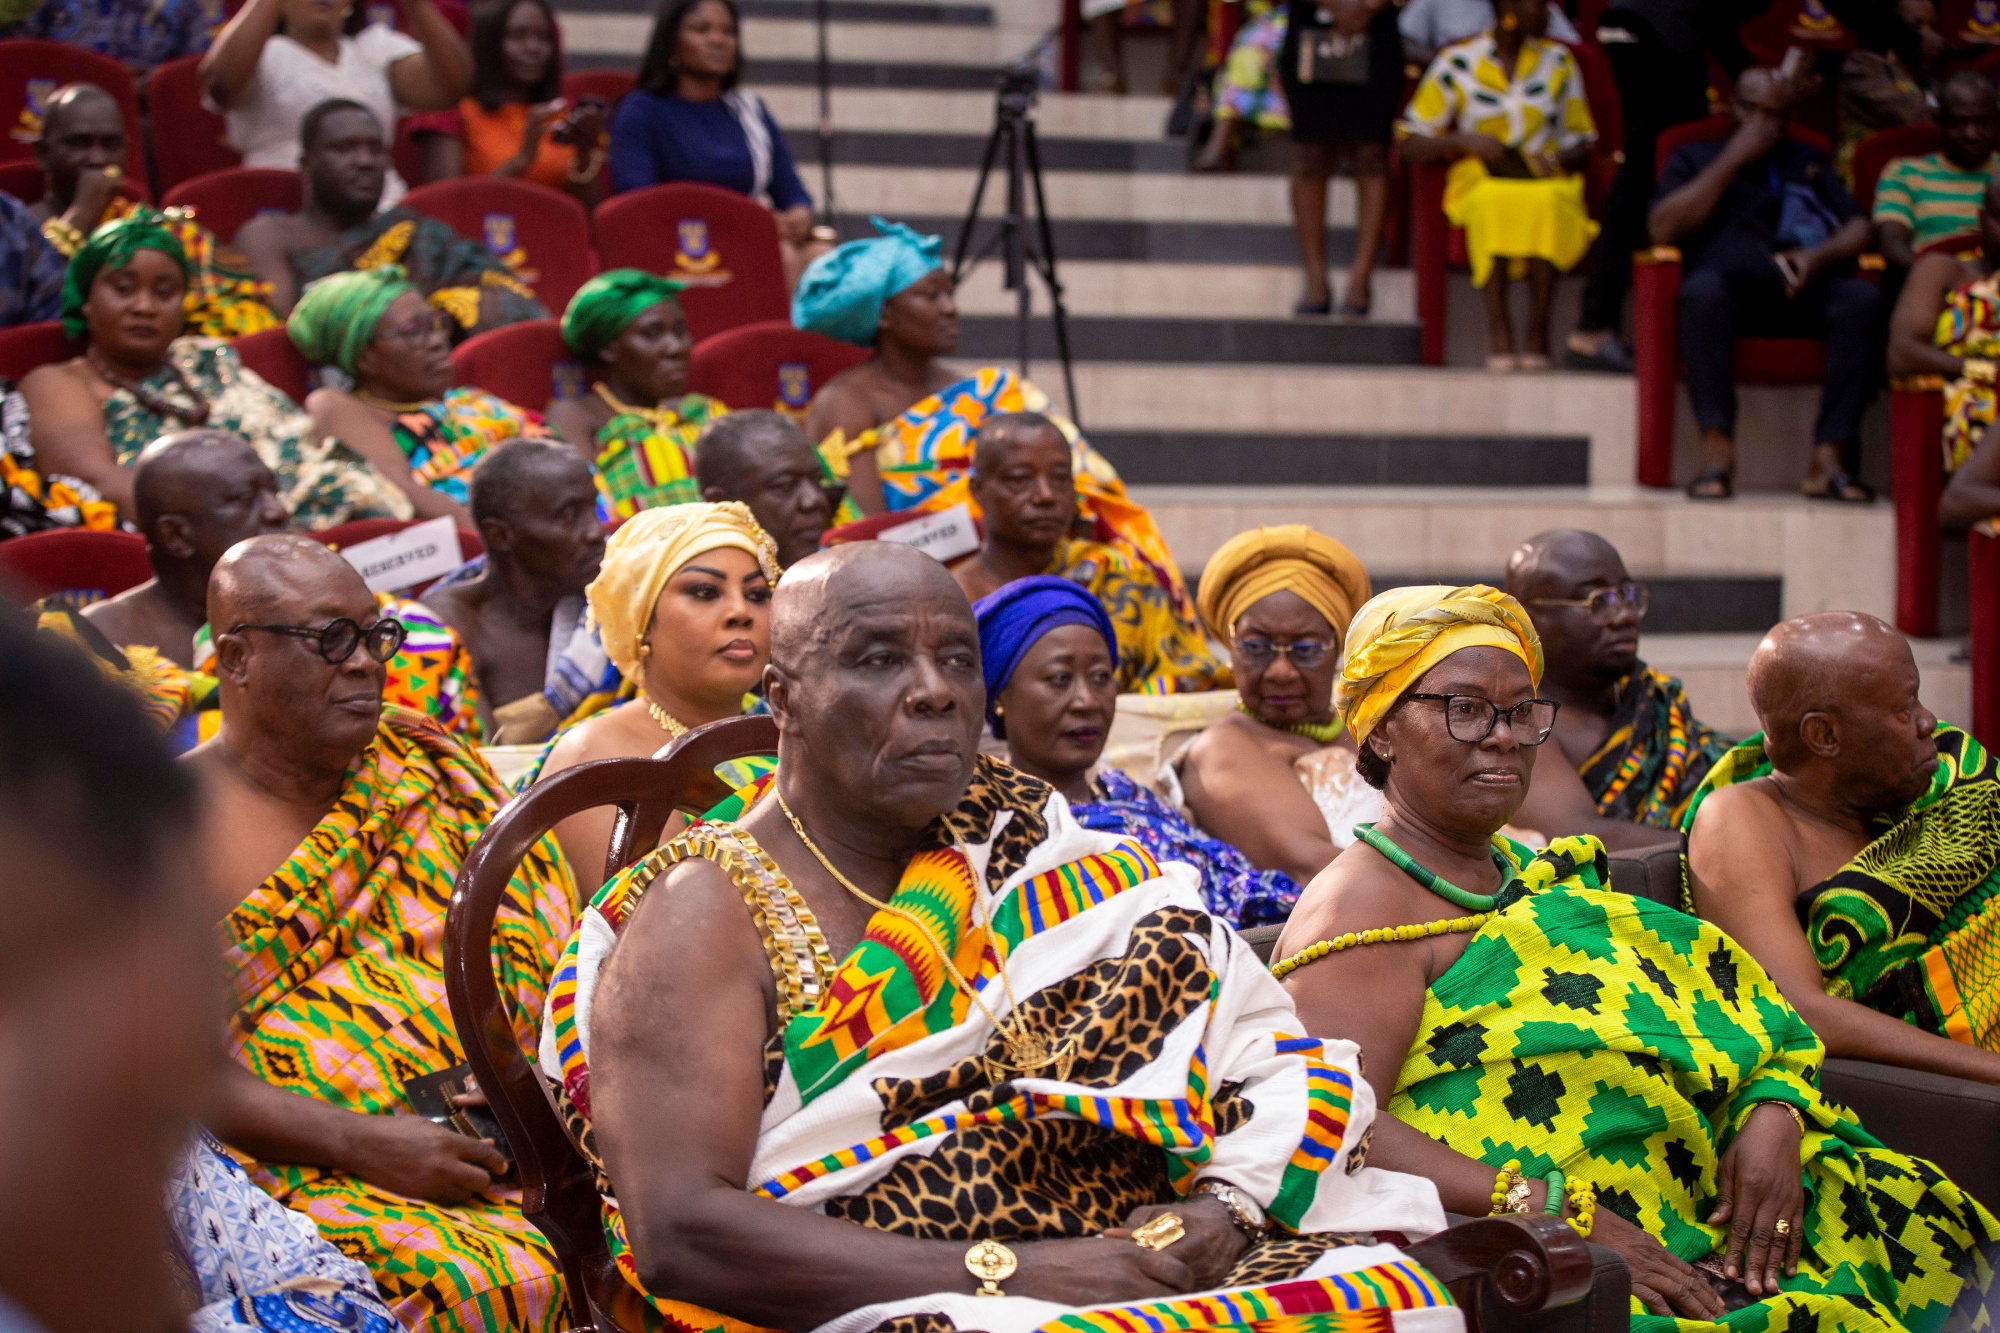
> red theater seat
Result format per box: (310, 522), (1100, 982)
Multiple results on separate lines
(594, 182), (788, 342)
(0, 529), (149, 607)
(232, 327), (314, 405)
(450, 319), (588, 413)
(562, 69), (637, 109)
(161, 168), (302, 245)
(0, 42), (143, 171)
(688, 320), (869, 413)
(147, 54), (240, 195)
(0, 321), (79, 382)
(402, 177), (595, 312)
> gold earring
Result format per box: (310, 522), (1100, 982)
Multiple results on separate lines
(1499, 11), (1519, 28)
(639, 640), (652, 659)
(994, 705), (1005, 717)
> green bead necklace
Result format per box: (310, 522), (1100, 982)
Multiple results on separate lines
(1238, 701), (1344, 745)
(1353, 823), (1511, 912)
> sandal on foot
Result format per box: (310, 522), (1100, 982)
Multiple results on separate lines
(1686, 467), (1734, 500)
(1802, 469), (1875, 503)
(1294, 294), (1332, 316)
(1338, 295), (1372, 318)
(1486, 353), (1520, 372)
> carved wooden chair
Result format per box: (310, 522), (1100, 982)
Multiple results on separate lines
(447, 715), (1601, 1332)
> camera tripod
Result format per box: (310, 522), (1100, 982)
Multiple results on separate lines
(950, 66), (1080, 429)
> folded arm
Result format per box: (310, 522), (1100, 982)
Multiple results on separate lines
(19, 364), (134, 517)
(1649, 126), (1773, 247)
(1942, 419), (2000, 530)
(1178, 726), (1340, 885)
(1888, 253), (1970, 379)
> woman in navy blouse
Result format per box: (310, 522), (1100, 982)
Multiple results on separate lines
(609, 0), (833, 286)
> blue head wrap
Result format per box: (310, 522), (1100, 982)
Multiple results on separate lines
(790, 217), (943, 346)
(971, 575), (1119, 738)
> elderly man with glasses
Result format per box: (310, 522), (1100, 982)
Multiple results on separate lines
(1503, 528), (1725, 848)
(186, 533), (575, 1333)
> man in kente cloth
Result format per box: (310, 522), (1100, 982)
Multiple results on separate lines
(542, 540), (1450, 1329)
(420, 438), (608, 744)
(235, 98), (544, 332)
(951, 411), (1222, 695)
(190, 534), (575, 1333)
(1507, 529), (1725, 847)
(1685, 610), (2000, 1084)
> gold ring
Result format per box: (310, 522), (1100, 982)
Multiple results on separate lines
(1773, 1218), (1792, 1236)
(1132, 1212), (1186, 1250)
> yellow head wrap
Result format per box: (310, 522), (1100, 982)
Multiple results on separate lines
(1195, 525), (1372, 645)
(1336, 584), (1543, 745)
(586, 502), (782, 681)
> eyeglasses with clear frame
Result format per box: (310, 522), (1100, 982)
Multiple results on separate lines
(1401, 693), (1561, 745)
(1233, 636), (1331, 670)
(1529, 582), (1649, 623)
(228, 616), (407, 664)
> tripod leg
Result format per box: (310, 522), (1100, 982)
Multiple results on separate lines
(1021, 122), (1081, 429)
(953, 120), (1008, 280)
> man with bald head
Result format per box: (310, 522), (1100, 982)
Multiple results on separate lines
(949, 411), (1221, 694)
(1683, 612), (2000, 1083)
(545, 540), (1441, 1326)
(189, 533), (574, 1331)
(694, 409), (834, 567)
(29, 84), (278, 337)
(420, 438), (606, 743)
(1506, 528), (1727, 848)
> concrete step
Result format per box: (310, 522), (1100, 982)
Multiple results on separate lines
(1644, 633), (1969, 740)
(563, 0), (994, 20)
(956, 313), (1421, 364)
(844, 212), (1346, 265)
(789, 128), (1282, 174)
(953, 262), (1412, 321)
(759, 85), (1176, 138)
(1094, 431), (1588, 488)
(562, 12), (1003, 61)
(570, 50), (1002, 87)
(823, 162), (1308, 224)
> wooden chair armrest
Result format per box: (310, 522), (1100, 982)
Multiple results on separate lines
(1404, 1214), (1597, 1327)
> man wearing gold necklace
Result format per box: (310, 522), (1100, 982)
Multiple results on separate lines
(547, 269), (732, 523)
(542, 540), (1450, 1328)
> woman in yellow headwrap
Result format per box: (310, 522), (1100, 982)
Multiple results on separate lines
(535, 500), (781, 893)
(1271, 580), (2000, 1333)
(1173, 524), (1375, 886)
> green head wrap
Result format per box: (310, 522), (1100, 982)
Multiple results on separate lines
(59, 209), (190, 340)
(561, 268), (686, 365)
(287, 265), (419, 377)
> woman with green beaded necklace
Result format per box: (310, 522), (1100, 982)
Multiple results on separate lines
(1275, 583), (2000, 1333)
(1177, 524), (1377, 886)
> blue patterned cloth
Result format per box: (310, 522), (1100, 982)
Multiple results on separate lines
(791, 217), (941, 346)
(0, 191), (64, 328)
(1, 0), (216, 69)
(1073, 768), (1300, 928)
(170, 1132), (398, 1333)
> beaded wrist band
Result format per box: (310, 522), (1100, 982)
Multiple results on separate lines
(1489, 1160), (1532, 1215)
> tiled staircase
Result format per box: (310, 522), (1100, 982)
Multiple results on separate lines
(556, 0), (1966, 734)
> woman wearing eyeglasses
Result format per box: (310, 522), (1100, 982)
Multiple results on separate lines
(289, 265), (557, 524)
(1272, 581), (2000, 1333)
(1173, 525), (1377, 888)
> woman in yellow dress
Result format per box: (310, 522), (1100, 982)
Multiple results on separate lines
(1396, 0), (1597, 371)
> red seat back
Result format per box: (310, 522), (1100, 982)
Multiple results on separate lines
(562, 69), (637, 109)
(0, 529), (150, 607)
(1655, 114), (1831, 181)
(313, 518), (485, 561)
(450, 319), (588, 413)
(1942, 0), (2000, 45)
(0, 321), (79, 382)
(0, 159), (149, 207)
(1851, 124), (1945, 216)
(161, 167), (302, 245)
(0, 41), (144, 171)
(687, 320), (870, 413)
(593, 182), (788, 342)
(402, 177), (595, 312)
(232, 326), (314, 404)
(1738, 0), (1854, 64)
(1920, 229), (1982, 258)
(147, 54), (240, 195)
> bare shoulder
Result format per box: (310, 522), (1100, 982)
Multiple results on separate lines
(803, 364), (880, 440)
(1685, 775), (1800, 894)
(1283, 842), (1436, 947)
(542, 703), (650, 777)
(1687, 775), (1790, 840)
(19, 357), (91, 402)
(596, 849), (774, 1027)
(234, 210), (309, 252)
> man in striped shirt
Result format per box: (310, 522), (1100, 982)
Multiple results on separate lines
(1873, 69), (1999, 273)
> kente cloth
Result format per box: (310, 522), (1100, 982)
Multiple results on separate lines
(1390, 834), (2000, 1333)
(1056, 537), (1227, 695)
(1074, 767), (1300, 928)
(590, 391), (730, 520)
(1935, 269), (2000, 473)
(191, 594), (483, 740)
(171, 1131), (399, 1333)
(1680, 724), (2000, 1051)
(585, 499), (781, 682)
(389, 387), (557, 508)
(53, 198), (281, 340)
(973, 573), (1120, 733)
(222, 707), (576, 1333)
(560, 269), (686, 365)
(1336, 584), (1541, 745)
(288, 208), (547, 337)
(36, 606), (219, 753)
(60, 205), (188, 339)
(287, 265), (414, 378)
(1196, 525), (1371, 647)
(99, 337), (413, 529)
(791, 217), (941, 346)
(540, 756), (1449, 1331)
(2, 379), (117, 538)
(1578, 665), (1732, 832)
(1213, 4), (1290, 130)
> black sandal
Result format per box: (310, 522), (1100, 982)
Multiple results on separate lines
(1686, 467), (1734, 500)
(1802, 469), (1875, 503)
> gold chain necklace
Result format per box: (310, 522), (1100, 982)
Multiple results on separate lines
(594, 380), (680, 429)
(644, 695), (689, 740)
(355, 387), (431, 413)
(772, 789), (1074, 1081)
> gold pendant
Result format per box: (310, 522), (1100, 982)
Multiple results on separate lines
(985, 1027), (1077, 1083)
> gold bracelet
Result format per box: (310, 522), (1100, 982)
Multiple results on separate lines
(965, 1239), (1016, 1297)
(1762, 1101), (1806, 1134)
(40, 215), (85, 258)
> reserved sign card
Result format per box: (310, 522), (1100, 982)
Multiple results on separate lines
(339, 517), (465, 593)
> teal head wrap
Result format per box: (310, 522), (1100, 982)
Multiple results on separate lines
(790, 217), (943, 346)
(59, 209), (190, 340)
(286, 265), (418, 377)
(561, 268), (687, 365)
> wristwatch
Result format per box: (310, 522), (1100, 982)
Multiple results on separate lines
(1195, 1179), (1269, 1239)
(965, 1239), (1017, 1297)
